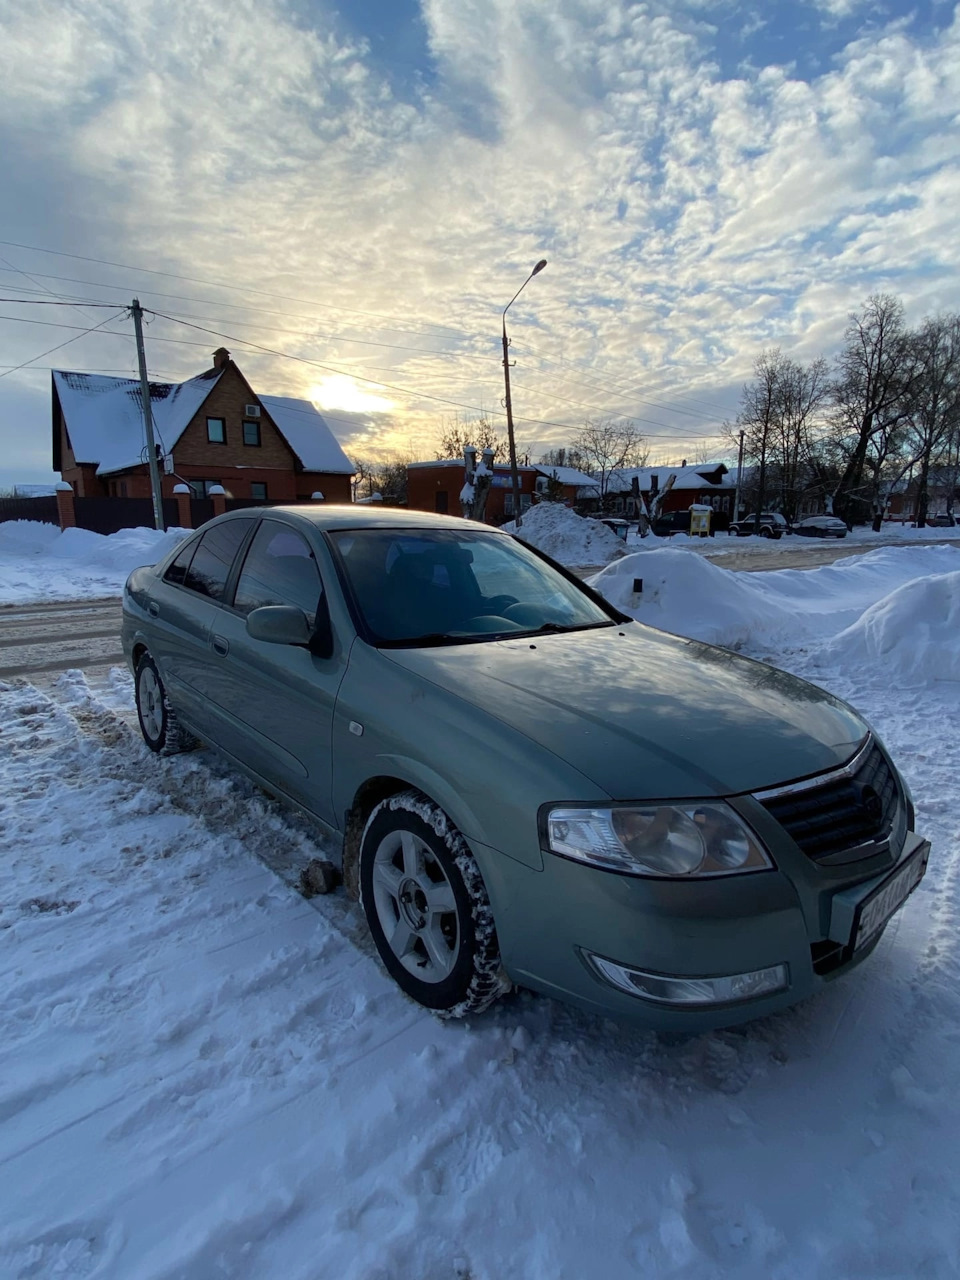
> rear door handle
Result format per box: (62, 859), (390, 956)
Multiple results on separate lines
(148, 602), (160, 617)
(212, 636), (229, 657)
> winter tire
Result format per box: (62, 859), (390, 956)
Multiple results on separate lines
(359, 790), (507, 1017)
(135, 653), (193, 755)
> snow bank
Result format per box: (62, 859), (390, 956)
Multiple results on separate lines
(504, 503), (625, 565)
(589, 545), (960, 649)
(823, 572), (960, 685)
(0, 521), (189, 603)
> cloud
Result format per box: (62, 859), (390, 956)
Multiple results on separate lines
(0, 0), (959, 481)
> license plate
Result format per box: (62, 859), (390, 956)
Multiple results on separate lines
(854, 842), (930, 949)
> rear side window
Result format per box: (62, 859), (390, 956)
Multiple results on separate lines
(233, 522), (323, 619)
(163, 537), (199, 586)
(183, 519), (255, 601)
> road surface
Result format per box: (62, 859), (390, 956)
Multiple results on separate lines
(0, 598), (125, 682)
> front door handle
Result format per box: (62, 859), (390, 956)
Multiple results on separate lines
(148, 602), (160, 618)
(212, 636), (229, 657)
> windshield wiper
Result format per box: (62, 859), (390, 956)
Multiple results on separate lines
(519, 620), (616, 636)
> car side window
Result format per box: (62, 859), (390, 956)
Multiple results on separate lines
(233, 522), (323, 620)
(163, 536), (199, 586)
(182, 519), (256, 602)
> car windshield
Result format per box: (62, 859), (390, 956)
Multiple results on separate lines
(329, 527), (616, 646)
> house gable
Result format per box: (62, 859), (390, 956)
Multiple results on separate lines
(173, 362), (300, 472)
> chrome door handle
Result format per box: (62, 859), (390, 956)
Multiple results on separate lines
(148, 602), (160, 617)
(212, 636), (229, 657)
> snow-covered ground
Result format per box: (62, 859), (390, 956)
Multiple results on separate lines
(0, 522), (188, 604)
(1, 531), (960, 1277)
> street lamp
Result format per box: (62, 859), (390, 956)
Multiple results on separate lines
(502, 259), (547, 530)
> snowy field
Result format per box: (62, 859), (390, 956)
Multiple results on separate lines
(1, 524), (959, 1277)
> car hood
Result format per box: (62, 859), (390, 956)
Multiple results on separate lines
(383, 624), (867, 799)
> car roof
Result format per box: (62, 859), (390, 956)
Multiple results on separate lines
(206, 504), (500, 534)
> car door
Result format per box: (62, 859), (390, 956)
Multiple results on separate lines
(147, 519), (257, 725)
(202, 518), (349, 825)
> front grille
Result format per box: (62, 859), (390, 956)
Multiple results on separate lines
(757, 739), (900, 863)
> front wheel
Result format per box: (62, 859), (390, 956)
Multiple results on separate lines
(359, 791), (507, 1016)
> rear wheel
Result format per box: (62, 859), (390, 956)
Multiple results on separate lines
(135, 654), (193, 755)
(759, 526), (772, 538)
(359, 790), (507, 1016)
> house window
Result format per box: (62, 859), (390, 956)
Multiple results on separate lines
(242, 420), (261, 447)
(207, 417), (226, 444)
(250, 482), (268, 501)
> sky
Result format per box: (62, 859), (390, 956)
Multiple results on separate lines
(1, 0), (959, 485)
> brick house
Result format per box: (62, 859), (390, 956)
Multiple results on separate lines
(407, 460), (597, 523)
(52, 349), (354, 503)
(605, 463), (736, 521)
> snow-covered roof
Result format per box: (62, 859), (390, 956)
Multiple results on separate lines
(607, 463), (732, 493)
(53, 370), (354, 477)
(407, 459), (537, 472)
(54, 369), (222, 476)
(535, 465), (599, 489)
(258, 396), (354, 474)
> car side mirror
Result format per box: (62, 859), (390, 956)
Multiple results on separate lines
(246, 605), (312, 646)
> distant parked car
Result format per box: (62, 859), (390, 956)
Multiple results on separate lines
(727, 512), (787, 539)
(929, 513), (957, 528)
(793, 515), (849, 539)
(652, 510), (692, 537)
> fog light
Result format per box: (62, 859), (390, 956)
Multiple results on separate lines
(585, 953), (789, 1006)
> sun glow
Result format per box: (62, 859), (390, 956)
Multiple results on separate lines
(310, 375), (394, 414)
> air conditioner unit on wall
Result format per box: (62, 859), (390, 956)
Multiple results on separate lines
(245, 404), (261, 418)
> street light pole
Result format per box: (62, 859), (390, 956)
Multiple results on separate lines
(502, 259), (547, 530)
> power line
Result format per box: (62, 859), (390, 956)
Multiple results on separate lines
(0, 308), (723, 448)
(0, 309), (129, 381)
(0, 239), (470, 339)
(0, 296), (126, 307)
(0, 260), (737, 423)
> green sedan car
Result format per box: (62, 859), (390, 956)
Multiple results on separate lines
(122, 506), (930, 1031)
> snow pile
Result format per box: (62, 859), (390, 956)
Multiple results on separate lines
(505, 502), (625, 564)
(0, 521), (189, 603)
(589, 549), (795, 648)
(824, 571), (960, 684)
(589, 545), (960, 649)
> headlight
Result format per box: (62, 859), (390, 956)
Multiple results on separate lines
(545, 803), (772, 877)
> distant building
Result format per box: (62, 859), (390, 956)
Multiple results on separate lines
(407, 460), (598, 522)
(606, 463), (736, 520)
(52, 348), (354, 504)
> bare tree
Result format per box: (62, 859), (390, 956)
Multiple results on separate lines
(730, 349), (786, 532)
(903, 314), (960, 526)
(435, 415), (505, 461)
(829, 295), (916, 521)
(570, 419), (648, 509)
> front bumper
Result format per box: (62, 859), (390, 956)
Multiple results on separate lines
(477, 830), (930, 1032)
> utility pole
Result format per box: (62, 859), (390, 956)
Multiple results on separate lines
(733, 428), (745, 522)
(131, 298), (165, 531)
(501, 320), (521, 528)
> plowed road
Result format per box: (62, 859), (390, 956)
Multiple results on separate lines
(0, 598), (125, 681)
